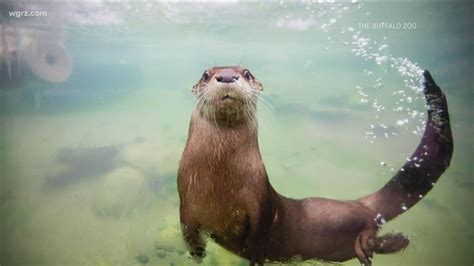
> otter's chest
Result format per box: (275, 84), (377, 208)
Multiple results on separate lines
(183, 181), (250, 237)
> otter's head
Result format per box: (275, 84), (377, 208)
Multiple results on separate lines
(192, 66), (263, 126)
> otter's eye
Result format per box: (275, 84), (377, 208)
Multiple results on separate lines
(243, 70), (253, 81)
(201, 71), (210, 82)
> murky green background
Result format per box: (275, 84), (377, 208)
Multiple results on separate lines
(1, 2), (472, 265)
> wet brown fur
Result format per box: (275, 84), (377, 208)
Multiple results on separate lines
(178, 66), (452, 265)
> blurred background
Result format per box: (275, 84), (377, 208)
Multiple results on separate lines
(0, 1), (472, 265)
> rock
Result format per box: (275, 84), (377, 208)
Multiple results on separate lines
(155, 250), (167, 259)
(135, 254), (149, 264)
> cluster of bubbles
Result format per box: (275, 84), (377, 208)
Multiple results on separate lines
(349, 31), (427, 141)
(276, 0), (428, 170)
(347, 25), (428, 169)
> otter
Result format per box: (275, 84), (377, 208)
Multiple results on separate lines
(177, 66), (453, 265)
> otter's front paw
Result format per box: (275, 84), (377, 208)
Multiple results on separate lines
(190, 246), (206, 263)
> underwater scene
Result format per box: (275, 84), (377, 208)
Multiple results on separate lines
(0, 1), (472, 265)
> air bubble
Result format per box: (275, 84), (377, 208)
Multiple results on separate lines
(375, 55), (387, 65)
(378, 44), (388, 51)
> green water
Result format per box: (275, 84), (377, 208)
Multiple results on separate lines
(1, 2), (472, 265)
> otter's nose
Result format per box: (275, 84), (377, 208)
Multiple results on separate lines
(215, 69), (239, 83)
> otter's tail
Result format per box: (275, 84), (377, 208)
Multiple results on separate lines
(358, 70), (453, 222)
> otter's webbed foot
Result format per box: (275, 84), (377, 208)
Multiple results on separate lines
(190, 246), (206, 263)
(355, 231), (374, 266)
(355, 230), (410, 265)
(181, 223), (206, 263)
(369, 232), (410, 254)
